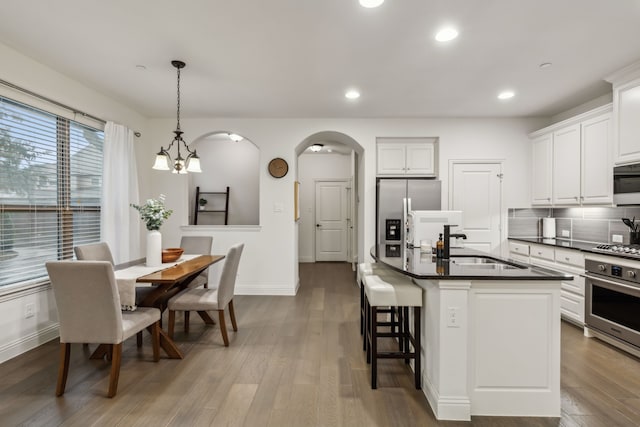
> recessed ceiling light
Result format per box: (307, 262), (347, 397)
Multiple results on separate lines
(539, 62), (552, 69)
(310, 144), (324, 152)
(359, 0), (384, 8)
(345, 90), (360, 100)
(435, 27), (459, 42)
(497, 90), (515, 100)
(228, 133), (243, 142)
(327, 149), (333, 153)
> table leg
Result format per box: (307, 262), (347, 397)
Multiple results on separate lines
(90, 344), (109, 360)
(197, 310), (216, 325)
(153, 326), (183, 359)
(89, 329), (183, 360)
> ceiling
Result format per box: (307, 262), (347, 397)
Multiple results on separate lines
(2, 0), (640, 119)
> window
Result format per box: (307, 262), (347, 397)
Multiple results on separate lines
(0, 96), (104, 289)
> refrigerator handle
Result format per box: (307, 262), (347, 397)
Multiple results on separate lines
(407, 197), (412, 214)
(402, 197), (408, 245)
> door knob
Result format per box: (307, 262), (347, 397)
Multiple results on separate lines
(316, 224), (321, 227)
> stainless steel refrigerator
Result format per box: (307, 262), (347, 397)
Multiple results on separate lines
(376, 178), (441, 252)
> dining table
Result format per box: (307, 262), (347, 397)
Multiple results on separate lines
(90, 254), (225, 360)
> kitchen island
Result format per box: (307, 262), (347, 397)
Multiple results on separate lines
(371, 244), (572, 421)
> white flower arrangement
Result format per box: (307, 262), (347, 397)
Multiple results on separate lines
(131, 194), (173, 231)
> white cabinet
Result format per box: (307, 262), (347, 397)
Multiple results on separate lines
(606, 61), (640, 164)
(552, 124), (581, 205)
(531, 134), (553, 206)
(377, 140), (436, 176)
(508, 241), (585, 326)
(530, 105), (612, 206)
(614, 81), (640, 164)
(581, 114), (613, 204)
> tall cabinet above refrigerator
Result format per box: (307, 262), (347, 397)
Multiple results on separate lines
(376, 178), (441, 254)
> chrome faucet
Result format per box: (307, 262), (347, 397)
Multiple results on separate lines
(443, 224), (467, 259)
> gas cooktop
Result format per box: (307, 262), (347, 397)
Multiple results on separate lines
(592, 244), (640, 258)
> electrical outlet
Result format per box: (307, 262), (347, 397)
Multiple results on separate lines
(447, 307), (460, 328)
(25, 303), (35, 319)
(561, 229), (570, 237)
(612, 234), (624, 243)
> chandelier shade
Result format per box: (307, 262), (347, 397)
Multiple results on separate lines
(152, 60), (201, 174)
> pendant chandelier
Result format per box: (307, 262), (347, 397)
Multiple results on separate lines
(152, 60), (201, 174)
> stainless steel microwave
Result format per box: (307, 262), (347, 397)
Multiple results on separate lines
(614, 163), (640, 205)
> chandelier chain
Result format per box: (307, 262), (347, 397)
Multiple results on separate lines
(176, 66), (181, 131)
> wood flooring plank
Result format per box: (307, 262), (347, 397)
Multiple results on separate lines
(209, 383), (258, 427)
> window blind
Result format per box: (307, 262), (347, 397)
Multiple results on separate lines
(0, 96), (103, 288)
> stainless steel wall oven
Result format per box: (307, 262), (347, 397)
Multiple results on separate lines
(585, 257), (640, 350)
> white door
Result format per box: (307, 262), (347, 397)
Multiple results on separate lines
(450, 162), (502, 254)
(315, 180), (348, 261)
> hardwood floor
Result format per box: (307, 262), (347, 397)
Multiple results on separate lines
(2, 262), (640, 426)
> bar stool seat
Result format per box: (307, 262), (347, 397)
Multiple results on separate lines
(364, 274), (422, 389)
(357, 263), (408, 344)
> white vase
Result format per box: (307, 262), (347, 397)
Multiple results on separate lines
(146, 229), (162, 267)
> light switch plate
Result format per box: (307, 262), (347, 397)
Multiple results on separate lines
(612, 234), (624, 243)
(561, 229), (570, 237)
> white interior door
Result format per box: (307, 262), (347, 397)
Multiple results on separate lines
(450, 162), (502, 254)
(315, 180), (348, 261)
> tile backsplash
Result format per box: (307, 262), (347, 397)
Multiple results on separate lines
(507, 206), (640, 245)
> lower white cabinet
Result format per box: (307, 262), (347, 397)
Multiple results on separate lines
(508, 241), (585, 326)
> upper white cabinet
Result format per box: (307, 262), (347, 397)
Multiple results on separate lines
(552, 124), (581, 205)
(606, 62), (640, 165)
(531, 133), (553, 205)
(377, 138), (436, 176)
(529, 104), (612, 206)
(581, 114), (613, 204)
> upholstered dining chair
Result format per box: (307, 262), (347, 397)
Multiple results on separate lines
(180, 236), (213, 288)
(167, 243), (244, 346)
(74, 242), (114, 265)
(46, 261), (161, 398)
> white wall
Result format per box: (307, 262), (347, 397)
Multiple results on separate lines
(189, 136), (259, 225)
(297, 153), (352, 262)
(0, 41), (150, 363)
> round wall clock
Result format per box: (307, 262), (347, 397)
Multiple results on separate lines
(268, 158), (289, 178)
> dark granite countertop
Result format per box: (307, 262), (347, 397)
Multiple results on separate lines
(371, 244), (573, 281)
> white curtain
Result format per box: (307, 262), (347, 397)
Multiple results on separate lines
(102, 122), (140, 265)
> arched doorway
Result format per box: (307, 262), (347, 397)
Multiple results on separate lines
(294, 131), (364, 269)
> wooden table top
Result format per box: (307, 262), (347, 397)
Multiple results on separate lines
(136, 255), (225, 284)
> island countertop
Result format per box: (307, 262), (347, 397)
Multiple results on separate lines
(371, 244), (573, 281)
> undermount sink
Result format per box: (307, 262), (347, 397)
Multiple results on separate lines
(450, 256), (524, 269)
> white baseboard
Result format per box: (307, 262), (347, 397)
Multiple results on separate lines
(423, 373), (471, 421)
(298, 256), (314, 263)
(0, 323), (59, 364)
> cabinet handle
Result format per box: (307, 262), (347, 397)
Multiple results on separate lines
(565, 257), (570, 261)
(547, 198), (551, 201)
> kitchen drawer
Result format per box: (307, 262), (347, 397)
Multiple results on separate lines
(561, 274), (585, 296)
(510, 253), (530, 264)
(529, 244), (554, 261)
(560, 289), (584, 325)
(509, 241), (530, 256)
(555, 248), (585, 269)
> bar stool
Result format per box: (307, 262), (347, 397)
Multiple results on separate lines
(357, 263), (403, 350)
(364, 274), (422, 389)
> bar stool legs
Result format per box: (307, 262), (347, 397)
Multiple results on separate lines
(363, 274), (423, 390)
